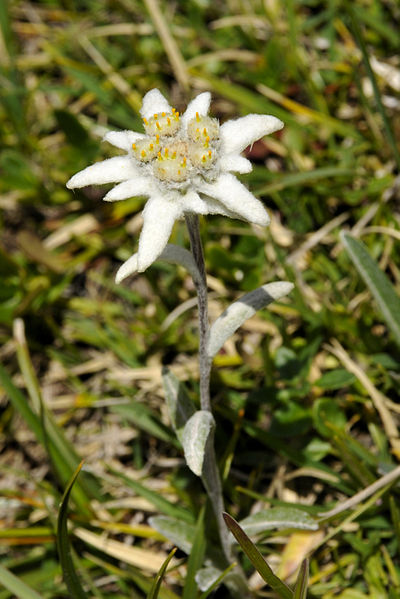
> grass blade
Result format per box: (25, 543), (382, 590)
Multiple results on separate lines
(293, 559), (309, 599)
(0, 564), (43, 599)
(346, 5), (400, 170)
(57, 461), (89, 599)
(183, 507), (206, 599)
(223, 513), (293, 599)
(341, 232), (400, 347)
(146, 547), (177, 599)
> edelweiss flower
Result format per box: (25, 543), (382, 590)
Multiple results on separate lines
(67, 89), (283, 273)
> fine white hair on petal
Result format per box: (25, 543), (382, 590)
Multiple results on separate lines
(219, 154), (253, 174)
(140, 89), (172, 120)
(116, 253), (139, 284)
(177, 190), (209, 214)
(103, 177), (154, 201)
(202, 173), (270, 227)
(103, 130), (146, 151)
(137, 196), (182, 272)
(202, 197), (243, 220)
(180, 92), (211, 130)
(66, 156), (139, 189)
(220, 114), (284, 154)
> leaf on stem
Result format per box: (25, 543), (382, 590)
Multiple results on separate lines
(207, 281), (294, 358)
(116, 243), (200, 283)
(181, 410), (215, 476)
(162, 367), (196, 442)
(239, 508), (318, 535)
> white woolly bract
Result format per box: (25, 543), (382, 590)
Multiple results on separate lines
(67, 89), (284, 274)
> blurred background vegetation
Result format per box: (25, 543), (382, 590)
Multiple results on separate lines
(1, 0), (400, 597)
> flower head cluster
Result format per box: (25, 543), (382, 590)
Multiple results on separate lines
(67, 89), (283, 274)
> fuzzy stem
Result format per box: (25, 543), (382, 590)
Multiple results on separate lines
(185, 213), (232, 562)
(185, 213), (212, 412)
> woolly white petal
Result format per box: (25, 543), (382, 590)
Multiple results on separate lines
(201, 173), (269, 226)
(66, 157), (138, 189)
(103, 130), (145, 151)
(177, 190), (209, 214)
(103, 177), (155, 201)
(140, 89), (172, 119)
(181, 92), (211, 130)
(137, 196), (182, 272)
(116, 253), (139, 284)
(220, 114), (284, 154)
(219, 154), (253, 174)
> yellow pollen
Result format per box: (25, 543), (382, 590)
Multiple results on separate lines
(167, 117), (171, 125)
(196, 111), (200, 122)
(157, 151), (162, 159)
(208, 150), (212, 158)
(156, 134), (160, 142)
(154, 113), (158, 119)
(156, 122), (161, 130)
(165, 148), (169, 157)
(149, 143), (154, 150)
(182, 157), (187, 165)
(162, 112), (166, 117)
(206, 136), (210, 143)
(176, 111), (179, 117)
(172, 107), (176, 113)
(203, 128), (207, 136)
(196, 128), (200, 133)
(202, 155), (206, 162)
(178, 169), (181, 175)
(141, 150), (146, 158)
(143, 118), (148, 124)
(172, 151), (176, 158)
(132, 143), (136, 149)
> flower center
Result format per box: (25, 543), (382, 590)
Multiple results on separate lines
(132, 110), (220, 186)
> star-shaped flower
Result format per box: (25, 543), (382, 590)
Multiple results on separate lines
(67, 89), (283, 273)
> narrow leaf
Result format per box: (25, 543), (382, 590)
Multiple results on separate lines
(240, 508), (318, 535)
(108, 466), (194, 523)
(207, 282), (294, 358)
(0, 564), (43, 599)
(162, 367), (196, 442)
(149, 516), (196, 555)
(57, 461), (89, 599)
(293, 559), (309, 599)
(197, 564), (237, 598)
(147, 547), (177, 599)
(341, 232), (400, 347)
(182, 411), (215, 476)
(116, 244), (200, 284)
(183, 507), (206, 599)
(223, 513), (293, 599)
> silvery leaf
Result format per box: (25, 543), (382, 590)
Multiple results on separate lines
(149, 515), (195, 555)
(162, 367), (195, 444)
(116, 243), (201, 284)
(195, 567), (223, 592)
(207, 281), (294, 358)
(182, 410), (215, 476)
(240, 507), (318, 536)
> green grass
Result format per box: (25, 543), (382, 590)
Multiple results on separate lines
(1, 0), (400, 597)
